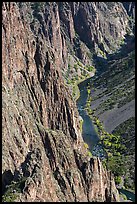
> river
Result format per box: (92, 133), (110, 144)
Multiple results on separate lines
(118, 188), (135, 202)
(76, 35), (135, 201)
(76, 77), (105, 159)
(76, 77), (135, 202)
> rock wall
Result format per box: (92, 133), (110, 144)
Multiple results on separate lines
(58, 2), (131, 59)
(2, 2), (121, 202)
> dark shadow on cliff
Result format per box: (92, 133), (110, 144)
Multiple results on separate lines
(93, 34), (135, 76)
(2, 170), (14, 194)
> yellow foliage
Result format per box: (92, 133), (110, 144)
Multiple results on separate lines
(84, 143), (89, 149)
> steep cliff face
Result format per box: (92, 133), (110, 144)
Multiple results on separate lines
(58, 2), (131, 60)
(2, 2), (122, 202)
(16, 2), (132, 73)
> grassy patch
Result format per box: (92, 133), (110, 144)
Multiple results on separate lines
(84, 143), (92, 157)
(2, 177), (27, 202)
(79, 119), (83, 133)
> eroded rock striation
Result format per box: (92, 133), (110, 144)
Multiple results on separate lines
(2, 2), (131, 202)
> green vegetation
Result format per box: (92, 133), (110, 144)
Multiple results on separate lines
(65, 56), (96, 102)
(31, 2), (45, 12)
(67, 79), (72, 85)
(92, 84), (134, 114)
(85, 73), (135, 190)
(92, 51), (135, 94)
(65, 60), (95, 100)
(87, 65), (94, 72)
(2, 192), (18, 202)
(120, 192), (127, 201)
(98, 49), (106, 58)
(84, 142), (89, 149)
(74, 64), (78, 72)
(85, 92), (129, 188)
(121, 38), (125, 45)
(88, 151), (92, 157)
(103, 155), (126, 177)
(112, 117), (135, 190)
(79, 119), (83, 133)
(90, 51), (135, 116)
(68, 63), (71, 69)
(98, 133), (127, 185)
(87, 88), (90, 95)
(81, 40), (135, 193)
(72, 83), (80, 100)
(77, 61), (83, 67)
(115, 175), (122, 185)
(84, 143), (92, 157)
(2, 177), (27, 202)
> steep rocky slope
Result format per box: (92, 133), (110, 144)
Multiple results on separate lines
(2, 2), (133, 202)
(16, 2), (132, 81)
(88, 34), (135, 192)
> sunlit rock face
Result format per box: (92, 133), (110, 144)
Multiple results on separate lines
(2, 2), (133, 202)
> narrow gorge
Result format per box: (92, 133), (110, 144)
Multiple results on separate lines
(2, 2), (135, 202)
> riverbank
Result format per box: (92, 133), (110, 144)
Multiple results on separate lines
(73, 71), (95, 101)
(76, 76), (105, 154)
(118, 188), (135, 202)
(83, 81), (135, 202)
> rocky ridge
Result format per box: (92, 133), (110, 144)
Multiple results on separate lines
(2, 2), (132, 202)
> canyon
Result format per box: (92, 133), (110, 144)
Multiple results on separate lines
(2, 2), (135, 202)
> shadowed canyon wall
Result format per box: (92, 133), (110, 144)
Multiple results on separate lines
(2, 2), (132, 202)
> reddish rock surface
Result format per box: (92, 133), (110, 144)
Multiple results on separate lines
(1, 2), (125, 202)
